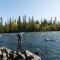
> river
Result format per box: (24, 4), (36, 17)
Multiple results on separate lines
(0, 32), (60, 60)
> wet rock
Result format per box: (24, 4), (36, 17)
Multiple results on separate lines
(0, 50), (2, 55)
(19, 52), (26, 59)
(0, 47), (41, 60)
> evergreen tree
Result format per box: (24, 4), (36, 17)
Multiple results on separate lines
(17, 16), (21, 32)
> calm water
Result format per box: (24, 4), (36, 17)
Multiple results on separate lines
(0, 32), (60, 60)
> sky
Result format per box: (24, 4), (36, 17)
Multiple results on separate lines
(0, 0), (60, 22)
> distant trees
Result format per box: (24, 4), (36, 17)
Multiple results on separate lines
(0, 16), (60, 32)
(0, 17), (3, 32)
(35, 20), (40, 31)
(17, 16), (21, 32)
(22, 15), (27, 31)
(4, 22), (9, 32)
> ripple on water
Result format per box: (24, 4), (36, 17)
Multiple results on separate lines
(0, 32), (60, 60)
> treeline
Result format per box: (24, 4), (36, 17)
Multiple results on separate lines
(0, 16), (60, 32)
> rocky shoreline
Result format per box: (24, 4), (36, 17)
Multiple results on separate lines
(0, 47), (41, 60)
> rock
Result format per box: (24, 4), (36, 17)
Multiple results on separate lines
(2, 57), (7, 60)
(0, 47), (41, 60)
(0, 50), (2, 55)
(2, 53), (8, 60)
(5, 48), (11, 54)
(0, 47), (11, 54)
(18, 52), (26, 59)
(26, 50), (41, 60)
(3, 53), (7, 58)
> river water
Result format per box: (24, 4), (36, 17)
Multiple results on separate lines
(0, 32), (60, 60)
